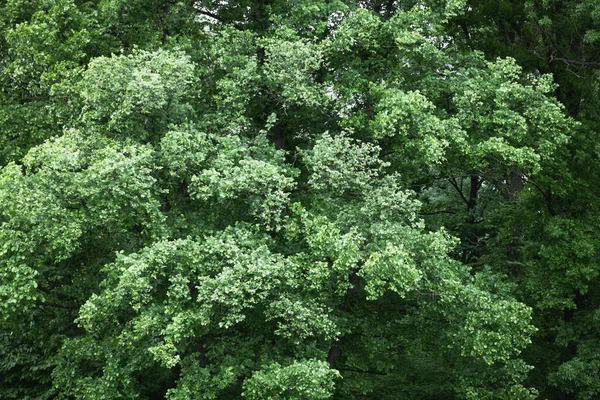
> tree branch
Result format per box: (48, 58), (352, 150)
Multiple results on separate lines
(338, 367), (387, 376)
(524, 177), (557, 216)
(196, 9), (243, 30)
(550, 56), (600, 69)
(419, 210), (457, 215)
(36, 301), (80, 311)
(448, 177), (470, 207)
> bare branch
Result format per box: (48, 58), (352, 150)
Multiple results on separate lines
(448, 177), (470, 207)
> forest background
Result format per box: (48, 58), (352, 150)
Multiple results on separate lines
(1, 0), (600, 399)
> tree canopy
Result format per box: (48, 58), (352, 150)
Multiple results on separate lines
(1, 0), (599, 399)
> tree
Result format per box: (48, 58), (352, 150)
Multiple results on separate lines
(441, 1), (600, 398)
(0, 0), (587, 399)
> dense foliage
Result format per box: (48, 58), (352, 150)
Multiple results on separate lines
(1, 0), (598, 398)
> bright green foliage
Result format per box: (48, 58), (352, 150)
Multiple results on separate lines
(242, 360), (340, 399)
(1, 0), (597, 399)
(79, 50), (195, 140)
